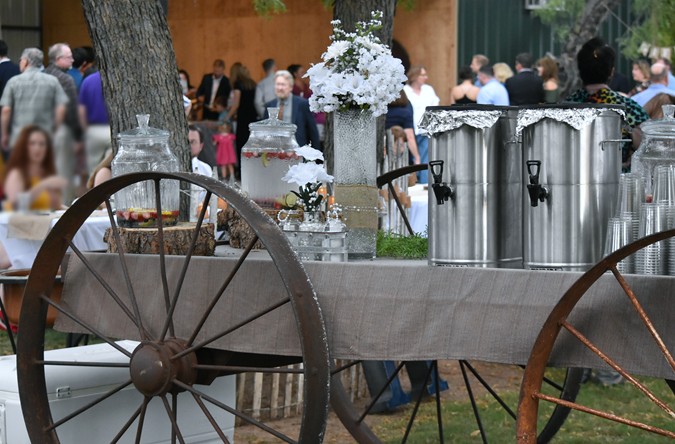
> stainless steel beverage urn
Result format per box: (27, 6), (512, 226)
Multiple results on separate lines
(519, 104), (624, 271)
(423, 105), (522, 267)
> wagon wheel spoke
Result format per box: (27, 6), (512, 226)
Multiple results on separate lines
(461, 360), (516, 420)
(187, 234), (259, 346)
(190, 392), (231, 443)
(37, 360), (129, 368)
(159, 185), (213, 342)
(161, 395), (186, 444)
(173, 379), (297, 443)
(533, 391), (675, 438)
(104, 198), (151, 341)
(154, 178), (174, 338)
(109, 398), (146, 444)
(67, 242), (140, 329)
(560, 320), (675, 417)
(133, 398), (149, 444)
(193, 364), (304, 374)
(39, 294), (132, 357)
(609, 265), (675, 371)
(172, 296), (291, 361)
(171, 392), (179, 444)
(47, 379), (133, 431)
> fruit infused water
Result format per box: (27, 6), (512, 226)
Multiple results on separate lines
(240, 107), (302, 208)
(241, 149), (301, 208)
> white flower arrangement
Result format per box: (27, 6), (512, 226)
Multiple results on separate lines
(305, 10), (407, 117)
(282, 146), (334, 212)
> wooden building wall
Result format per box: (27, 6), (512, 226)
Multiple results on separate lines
(42, 0), (457, 104)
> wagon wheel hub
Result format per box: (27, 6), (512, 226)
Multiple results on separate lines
(129, 338), (197, 397)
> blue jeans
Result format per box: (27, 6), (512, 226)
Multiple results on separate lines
(415, 134), (429, 184)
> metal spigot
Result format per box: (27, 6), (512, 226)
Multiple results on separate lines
(429, 160), (454, 205)
(526, 160), (549, 207)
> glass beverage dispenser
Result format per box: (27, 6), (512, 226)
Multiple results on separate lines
(240, 108), (301, 208)
(631, 105), (675, 201)
(111, 114), (180, 227)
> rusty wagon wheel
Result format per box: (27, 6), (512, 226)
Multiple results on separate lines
(517, 229), (675, 442)
(17, 172), (330, 443)
(330, 166), (582, 443)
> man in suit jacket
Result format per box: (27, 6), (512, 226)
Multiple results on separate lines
(505, 53), (544, 105)
(265, 70), (320, 150)
(196, 59), (231, 120)
(0, 40), (20, 160)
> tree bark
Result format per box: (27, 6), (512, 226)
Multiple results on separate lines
(323, 0), (398, 175)
(80, 0), (189, 173)
(558, 0), (622, 96)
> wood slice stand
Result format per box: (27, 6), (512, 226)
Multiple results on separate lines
(104, 222), (215, 256)
(225, 206), (272, 250)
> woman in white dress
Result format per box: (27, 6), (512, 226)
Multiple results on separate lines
(403, 65), (440, 184)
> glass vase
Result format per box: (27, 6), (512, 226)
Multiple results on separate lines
(333, 108), (378, 260)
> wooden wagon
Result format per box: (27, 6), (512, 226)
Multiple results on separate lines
(13, 172), (675, 442)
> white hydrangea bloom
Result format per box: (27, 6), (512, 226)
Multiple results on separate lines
(304, 10), (407, 117)
(294, 145), (324, 161)
(282, 163), (334, 187)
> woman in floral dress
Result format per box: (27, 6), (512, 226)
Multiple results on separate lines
(565, 38), (649, 172)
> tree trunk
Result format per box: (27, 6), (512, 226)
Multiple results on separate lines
(80, 0), (189, 171)
(333, 0), (396, 46)
(558, 0), (622, 97)
(81, 0), (190, 215)
(323, 0), (398, 175)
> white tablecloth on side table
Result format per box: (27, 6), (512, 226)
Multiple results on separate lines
(0, 212), (110, 270)
(407, 184), (429, 236)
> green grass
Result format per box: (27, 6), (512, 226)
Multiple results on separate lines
(371, 376), (674, 443)
(377, 230), (428, 259)
(0, 329), (74, 355)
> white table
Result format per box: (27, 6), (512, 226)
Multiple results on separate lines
(0, 212), (110, 270)
(407, 184), (429, 236)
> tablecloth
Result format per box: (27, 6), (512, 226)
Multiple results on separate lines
(57, 253), (675, 379)
(407, 184), (429, 236)
(7, 213), (58, 240)
(0, 212), (110, 269)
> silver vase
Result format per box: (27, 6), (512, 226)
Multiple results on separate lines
(333, 108), (378, 260)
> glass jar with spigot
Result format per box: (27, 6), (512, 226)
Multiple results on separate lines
(111, 114), (180, 227)
(240, 107), (301, 208)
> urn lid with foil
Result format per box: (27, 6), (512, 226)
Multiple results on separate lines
(631, 105), (675, 197)
(111, 114), (180, 228)
(240, 107), (302, 208)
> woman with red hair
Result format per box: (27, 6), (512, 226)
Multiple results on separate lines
(3, 125), (66, 211)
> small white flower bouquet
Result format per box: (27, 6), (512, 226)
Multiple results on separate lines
(305, 10), (407, 117)
(282, 146), (334, 212)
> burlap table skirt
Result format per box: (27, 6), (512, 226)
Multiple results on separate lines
(56, 253), (675, 379)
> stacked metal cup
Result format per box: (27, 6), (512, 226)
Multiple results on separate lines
(651, 165), (675, 274)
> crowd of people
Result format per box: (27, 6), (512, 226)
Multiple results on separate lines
(182, 58), (321, 183)
(1, 37), (674, 211)
(386, 42), (675, 183)
(0, 40), (108, 213)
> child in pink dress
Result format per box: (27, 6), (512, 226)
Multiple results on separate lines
(212, 122), (237, 181)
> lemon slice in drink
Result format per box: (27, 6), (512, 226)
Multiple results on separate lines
(261, 152), (270, 167)
(284, 193), (298, 207)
